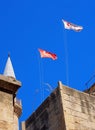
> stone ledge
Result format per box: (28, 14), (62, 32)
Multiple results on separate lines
(0, 75), (21, 94)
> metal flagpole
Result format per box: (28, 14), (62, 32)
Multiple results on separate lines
(62, 21), (69, 86)
(37, 51), (44, 103)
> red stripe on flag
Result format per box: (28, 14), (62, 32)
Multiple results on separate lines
(38, 49), (57, 60)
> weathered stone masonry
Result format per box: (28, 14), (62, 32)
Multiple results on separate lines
(21, 81), (95, 130)
(0, 75), (22, 130)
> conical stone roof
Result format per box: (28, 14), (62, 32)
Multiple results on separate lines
(3, 55), (16, 78)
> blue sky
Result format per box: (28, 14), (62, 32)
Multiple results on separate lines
(0, 0), (95, 123)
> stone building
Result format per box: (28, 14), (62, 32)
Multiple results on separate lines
(21, 81), (95, 130)
(1, 55), (95, 130)
(0, 55), (22, 130)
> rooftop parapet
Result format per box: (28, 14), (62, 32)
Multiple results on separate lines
(14, 98), (22, 117)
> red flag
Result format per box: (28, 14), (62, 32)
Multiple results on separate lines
(62, 19), (83, 32)
(38, 49), (57, 60)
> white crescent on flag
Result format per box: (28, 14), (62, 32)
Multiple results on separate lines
(62, 19), (83, 32)
(38, 49), (57, 60)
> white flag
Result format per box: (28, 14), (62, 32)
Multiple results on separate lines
(62, 19), (83, 32)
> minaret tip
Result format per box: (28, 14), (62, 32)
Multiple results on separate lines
(8, 52), (10, 57)
(3, 55), (16, 78)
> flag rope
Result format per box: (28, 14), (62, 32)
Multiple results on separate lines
(31, 89), (39, 112)
(43, 82), (53, 93)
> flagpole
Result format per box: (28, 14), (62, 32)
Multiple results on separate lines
(37, 51), (44, 103)
(38, 48), (57, 102)
(64, 31), (69, 86)
(62, 22), (69, 86)
(62, 19), (83, 86)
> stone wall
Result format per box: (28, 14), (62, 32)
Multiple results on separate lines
(0, 91), (14, 130)
(60, 83), (95, 130)
(21, 82), (95, 130)
(21, 87), (66, 130)
(14, 113), (19, 130)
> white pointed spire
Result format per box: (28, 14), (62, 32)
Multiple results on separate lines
(3, 54), (16, 78)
